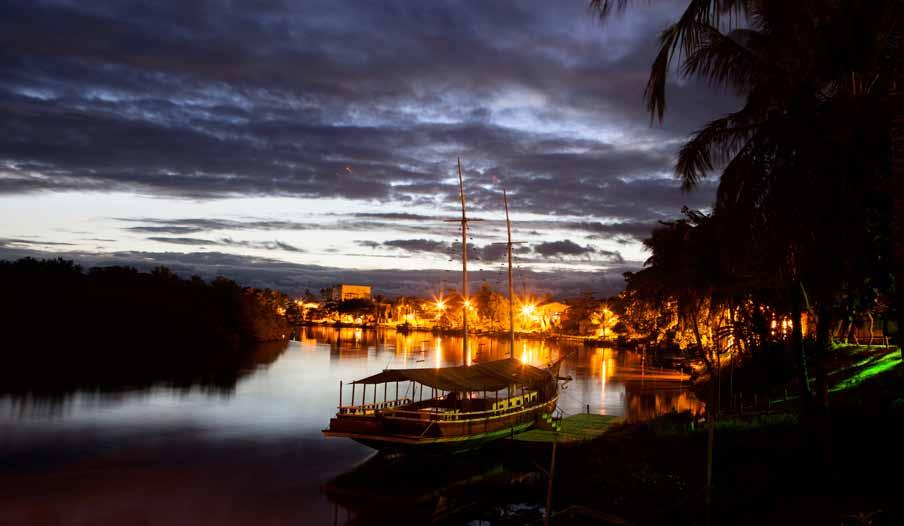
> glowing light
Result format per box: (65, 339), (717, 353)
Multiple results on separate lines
(521, 304), (535, 316)
(436, 300), (445, 310)
(463, 299), (471, 308)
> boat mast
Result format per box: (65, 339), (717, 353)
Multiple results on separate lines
(503, 188), (515, 359)
(457, 157), (469, 366)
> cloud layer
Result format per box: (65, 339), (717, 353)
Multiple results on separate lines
(0, 0), (738, 294)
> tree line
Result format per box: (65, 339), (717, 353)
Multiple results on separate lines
(0, 257), (291, 394)
(593, 0), (902, 417)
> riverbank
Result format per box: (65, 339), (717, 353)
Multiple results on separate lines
(548, 347), (903, 525)
(305, 320), (621, 346)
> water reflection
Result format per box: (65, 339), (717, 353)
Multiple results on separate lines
(0, 340), (290, 417)
(0, 327), (702, 526)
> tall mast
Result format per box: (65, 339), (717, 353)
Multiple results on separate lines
(457, 157), (469, 366)
(503, 188), (515, 359)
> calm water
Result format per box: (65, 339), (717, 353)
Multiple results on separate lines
(0, 327), (700, 525)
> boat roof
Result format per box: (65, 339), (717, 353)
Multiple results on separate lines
(351, 357), (552, 392)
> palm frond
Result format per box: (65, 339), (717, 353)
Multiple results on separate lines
(676, 107), (760, 188)
(682, 25), (758, 93)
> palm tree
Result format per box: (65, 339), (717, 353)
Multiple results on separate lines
(592, 0), (902, 406)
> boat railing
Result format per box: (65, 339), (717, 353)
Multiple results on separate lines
(338, 397), (413, 415)
(382, 396), (547, 423)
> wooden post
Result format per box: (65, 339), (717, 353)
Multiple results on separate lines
(396, 381), (399, 402)
(351, 383), (356, 408)
(586, 404), (590, 415)
(339, 381), (343, 410)
(373, 384), (377, 406)
(544, 422), (558, 526)
(384, 383), (387, 404)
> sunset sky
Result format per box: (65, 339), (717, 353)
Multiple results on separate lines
(0, 0), (737, 297)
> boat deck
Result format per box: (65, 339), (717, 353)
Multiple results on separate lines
(512, 414), (624, 444)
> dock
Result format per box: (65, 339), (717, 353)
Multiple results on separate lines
(514, 414), (624, 444)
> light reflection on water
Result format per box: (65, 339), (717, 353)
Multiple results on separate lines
(0, 327), (701, 525)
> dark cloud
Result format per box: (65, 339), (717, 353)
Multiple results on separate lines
(129, 226), (206, 235)
(120, 218), (315, 233)
(0, 238), (75, 247)
(355, 240), (382, 250)
(350, 212), (434, 221)
(147, 236), (218, 246)
(147, 236), (304, 252)
(0, 0), (736, 223)
(382, 239), (449, 254)
(533, 240), (595, 257)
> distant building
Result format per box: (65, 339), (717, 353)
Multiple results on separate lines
(332, 284), (372, 301)
(537, 302), (569, 332)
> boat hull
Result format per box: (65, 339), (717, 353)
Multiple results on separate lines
(323, 397), (557, 454)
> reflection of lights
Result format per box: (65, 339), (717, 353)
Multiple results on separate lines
(601, 360), (607, 396)
(435, 337), (442, 369)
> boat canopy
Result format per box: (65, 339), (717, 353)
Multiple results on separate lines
(351, 358), (551, 392)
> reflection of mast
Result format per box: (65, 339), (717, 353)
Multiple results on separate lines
(503, 188), (515, 359)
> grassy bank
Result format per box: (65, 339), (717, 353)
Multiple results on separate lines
(551, 347), (903, 525)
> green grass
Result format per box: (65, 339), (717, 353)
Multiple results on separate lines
(830, 350), (902, 393)
(514, 414), (624, 443)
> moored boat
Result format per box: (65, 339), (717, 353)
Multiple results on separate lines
(322, 357), (563, 453)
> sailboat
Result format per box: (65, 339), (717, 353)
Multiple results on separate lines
(323, 161), (563, 453)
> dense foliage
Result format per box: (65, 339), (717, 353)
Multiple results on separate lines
(0, 257), (290, 393)
(594, 0), (902, 413)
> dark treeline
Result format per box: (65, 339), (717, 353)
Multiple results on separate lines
(0, 257), (290, 394)
(579, 1), (904, 522)
(594, 0), (901, 415)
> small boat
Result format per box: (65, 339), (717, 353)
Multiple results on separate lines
(324, 160), (566, 453)
(322, 357), (563, 453)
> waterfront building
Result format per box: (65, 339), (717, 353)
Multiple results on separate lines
(332, 284), (372, 301)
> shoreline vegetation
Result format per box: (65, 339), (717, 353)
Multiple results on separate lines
(547, 345), (904, 526)
(0, 257), (291, 395)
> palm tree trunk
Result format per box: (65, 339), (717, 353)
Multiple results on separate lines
(790, 280), (810, 412)
(893, 73), (904, 361)
(814, 304), (831, 411)
(814, 303), (833, 468)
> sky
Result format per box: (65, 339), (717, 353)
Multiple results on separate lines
(0, 0), (737, 298)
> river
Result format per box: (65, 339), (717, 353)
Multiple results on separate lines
(0, 327), (701, 525)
